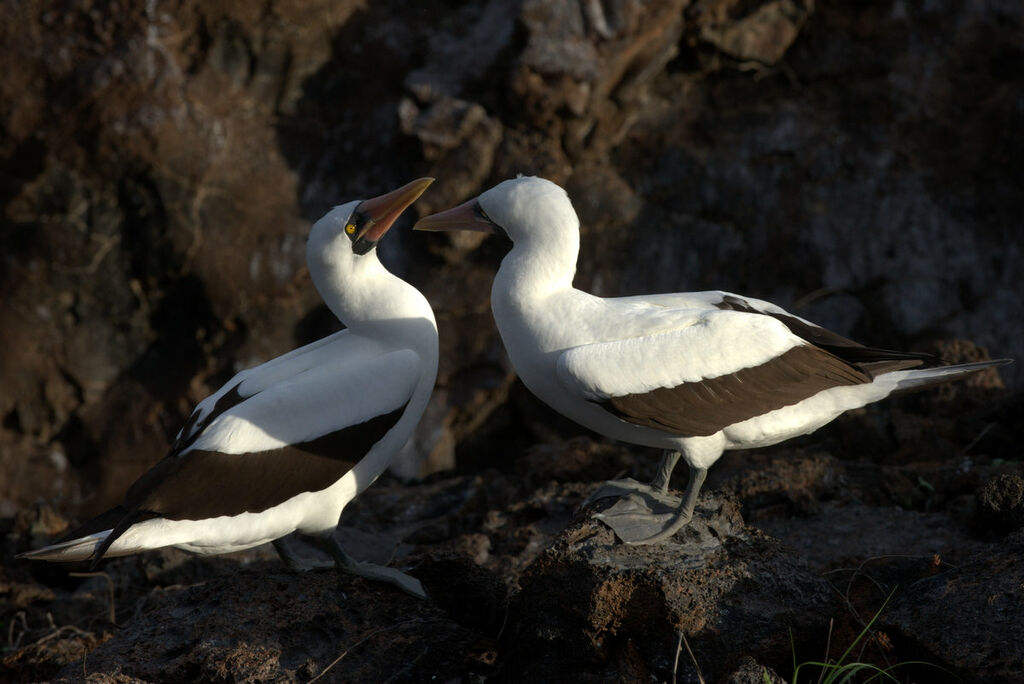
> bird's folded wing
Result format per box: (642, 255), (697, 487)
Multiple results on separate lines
(188, 347), (421, 455)
(556, 310), (871, 436)
(121, 348), (422, 520)
(174, 330), (372, 448)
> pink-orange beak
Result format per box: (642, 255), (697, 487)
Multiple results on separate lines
(413, 197), (498, 234)
(356, 177), (435, 246)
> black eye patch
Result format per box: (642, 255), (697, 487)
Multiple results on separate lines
(475, 202), (509, 239)
(344, 212), (368, 242)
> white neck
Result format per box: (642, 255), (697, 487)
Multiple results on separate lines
(494, 223), (579, 304)
(309, 247), (437, 344)
(490, 222), (588, 368)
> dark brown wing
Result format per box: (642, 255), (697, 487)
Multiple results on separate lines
(128, 404), (407, 519)
(91, 405), (406, 563)
(599, 345), (871, 436)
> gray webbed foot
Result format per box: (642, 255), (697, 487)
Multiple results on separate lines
(321, 535), (427, 600)
(592, 491), (684, 542)
(589, 463), (708, 545)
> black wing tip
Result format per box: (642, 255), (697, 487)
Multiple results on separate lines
(90, 534), (117, 568)
(847, 346), (941, 364)
(89, 508), (150, 567)
(948, 358), (1013, 370)
(919, 357), (1013, 371)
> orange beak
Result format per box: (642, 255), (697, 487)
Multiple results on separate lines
(413, 197), (498, 234)
(356, 177), (435, 245)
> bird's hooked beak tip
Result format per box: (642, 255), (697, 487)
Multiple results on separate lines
(356, 177), (435, 245)
(413, 196), (497, 234)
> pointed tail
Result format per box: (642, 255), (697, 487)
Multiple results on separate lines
(888, 358), (1012, 394)
(16, 532), (110, 563)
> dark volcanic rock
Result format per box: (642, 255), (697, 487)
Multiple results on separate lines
(415, 553), (509, 635)
(975, 473), (1024, 536)
(758, 502), (985, 571)
(52, 567), (484, 684)
(696, 0), (813, 64)
(503, 494), (835, 682)
(515, 0), (688, 157)
(886, 531), (1024, 684)
(723, 656), (787, 684)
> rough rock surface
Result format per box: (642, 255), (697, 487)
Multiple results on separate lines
(886, 531), (1024, 684)
(504, 494), (835, 682)
(56, 568), (486, 683)
(2, 0), (1023, 681)
(974, 473), (1024, 536)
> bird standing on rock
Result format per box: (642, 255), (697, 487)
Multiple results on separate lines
(415, 175), (1011, 545)
(19, 178), (439, 598)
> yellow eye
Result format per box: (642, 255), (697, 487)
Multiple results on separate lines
(345, 223), (356, 235)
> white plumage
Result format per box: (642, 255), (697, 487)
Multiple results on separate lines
(20, 179), (438, 597)
(416, 175), (1010, 544)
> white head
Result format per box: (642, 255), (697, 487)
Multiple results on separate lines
(413, 176), (581, 288)
(306, 200), (363, 273)
(306, 178), (434, 328)
(479, 176), (578, 246)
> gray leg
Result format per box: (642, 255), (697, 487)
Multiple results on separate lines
(650, 451), (682, 494)
(583, 450), (683, 507)
(320, 534), (427, 600)
(273, 537), (333, 571)
(626, 466), (707, 545)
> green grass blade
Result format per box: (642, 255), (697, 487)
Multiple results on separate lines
(834, 587), (897, 668)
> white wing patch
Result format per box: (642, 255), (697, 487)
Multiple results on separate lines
(187, 348), (421, 455)
(556, 309), (802, 399)
(176, 331), (398, 446)
(177, 331), (355, 443)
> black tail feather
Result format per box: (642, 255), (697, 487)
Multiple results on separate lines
(88, 509), (156, 569)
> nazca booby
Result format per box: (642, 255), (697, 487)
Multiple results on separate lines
(415, 175), (1011, 544)
(19, 178), (439, 597)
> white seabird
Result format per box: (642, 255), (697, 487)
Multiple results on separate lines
(415, 175), (1011, 544)
(19, 178), (439, 597)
